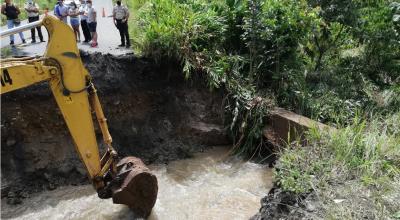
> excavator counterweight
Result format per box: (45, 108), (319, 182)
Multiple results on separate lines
(0, 16), (158, 217)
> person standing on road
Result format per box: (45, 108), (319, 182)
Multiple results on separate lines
(86, 0), (97, 47)
(112, 0), (130, 48)
(68, 1), (80, 42)
(79, 0), (91, 43)
(24, 0), (44, 43)
(54, 0), (68, 23)
(1, 0), (26, 45)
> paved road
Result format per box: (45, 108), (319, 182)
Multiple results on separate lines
(0, 0), (132, 56)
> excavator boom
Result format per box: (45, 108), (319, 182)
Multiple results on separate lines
(0, 16), (157, 217)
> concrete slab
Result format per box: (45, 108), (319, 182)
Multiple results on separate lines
(264, 107), (334, 146)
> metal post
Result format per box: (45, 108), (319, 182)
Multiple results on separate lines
(0, 20), (42, 38)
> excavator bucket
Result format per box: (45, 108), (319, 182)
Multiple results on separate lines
(112, 156), (158, 217)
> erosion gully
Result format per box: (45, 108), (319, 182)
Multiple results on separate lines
(1, 53), (274, 219)
(2, 147), (273, 219)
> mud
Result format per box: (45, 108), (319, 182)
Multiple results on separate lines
(1, 53), (230, 204)
(251, 186), (308, 220)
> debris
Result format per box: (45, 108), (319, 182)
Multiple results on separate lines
(333, 199), (345, 204)
(6, 138), (16, 147)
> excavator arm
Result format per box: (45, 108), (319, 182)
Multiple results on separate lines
(1, 57), (111, 189)
(0, 16), (157, 217)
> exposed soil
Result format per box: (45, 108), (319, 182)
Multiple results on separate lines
(1, 52), (313, 220)
(1, 52), (230, 205)
(251, 186), (308, 220)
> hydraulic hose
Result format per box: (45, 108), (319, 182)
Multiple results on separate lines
(45, 57), (91, 95)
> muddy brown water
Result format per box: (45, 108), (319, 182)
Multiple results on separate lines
(1, 147), (273, 220)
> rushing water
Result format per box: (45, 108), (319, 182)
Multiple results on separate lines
(2, 147), (273, 220)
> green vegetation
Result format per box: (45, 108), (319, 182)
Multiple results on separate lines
(128, 0), (277, 156)
(1, 46), (12, 57)
(275, 113), (400, 218)
(128, 0), (399, 147)
(126, 0), (399, 218)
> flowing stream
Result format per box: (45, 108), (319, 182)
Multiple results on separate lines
(2, 147), (273, 220)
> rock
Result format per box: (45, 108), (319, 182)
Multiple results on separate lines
(80, 51), (89, 57)
(131, 125), (138, 135)
(20, 191), (29, 198)
(43, 172), (51, 181)
(7, 191), (16, 198)
(305, 201), (316, 212)
(334, 199), (345, 204)
(58, 165), (73, 174)
(75, 165), (87, 176)
(176, 145), (191, 158)
(161, 119), (172, 132)
(188, 122), (230, 146)
(7, 197), (22, 205)
(6, 137), (17, 147)
(48, 183), (56, 190)
(1, 185), (10, 198)
(251, 187), (306, 220)
(113, 100), (121, 106)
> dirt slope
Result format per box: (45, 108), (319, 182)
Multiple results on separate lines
(1, 53), (229, 204)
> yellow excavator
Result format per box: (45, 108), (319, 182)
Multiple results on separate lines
(0, 16), (158, 217)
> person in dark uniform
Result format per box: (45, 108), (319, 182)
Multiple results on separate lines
(1, 0), (26, 45)
(112, 0), (130, 48)
(79, 0), (91, 43)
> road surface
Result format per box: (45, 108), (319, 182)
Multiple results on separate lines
(0, 0), (132, 56)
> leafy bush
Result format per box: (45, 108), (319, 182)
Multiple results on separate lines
(129, 0), (400, 156)
(130, 0), (277, 157)
(128, 2), (400, 218)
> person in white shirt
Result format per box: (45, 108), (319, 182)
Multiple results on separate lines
(25, 0), (43, 43)
(85, 0), (97, 47)
(79, 0), (91, 43)
(112, 0), (130, 48)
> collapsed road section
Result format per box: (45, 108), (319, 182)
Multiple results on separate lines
(1, 51), (340, 220)
(1, 52), (230, 206)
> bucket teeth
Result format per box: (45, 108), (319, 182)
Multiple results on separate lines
(111, 156), (158, 217)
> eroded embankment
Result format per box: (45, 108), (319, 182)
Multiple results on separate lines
(1, 147), (274, 220)
(1, 53), (230, 204)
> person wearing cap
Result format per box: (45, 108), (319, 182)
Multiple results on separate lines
(1, 0), (26, 45)
(112, 0), (130, 48)
(79, 0), (91, 43)
(85, 0), (97, 47)
(54, 0), (68, 23)
(25, 0), (44, 43)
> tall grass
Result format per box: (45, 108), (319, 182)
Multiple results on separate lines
(275, 112), (400, 218)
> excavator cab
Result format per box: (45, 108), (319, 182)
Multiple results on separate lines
(0, 16), (157, 217)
